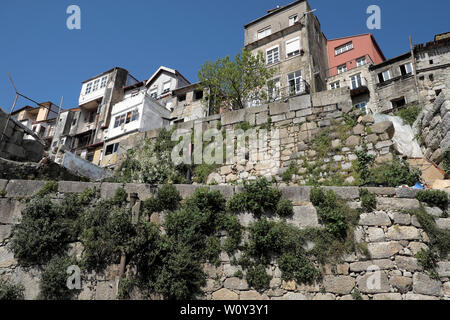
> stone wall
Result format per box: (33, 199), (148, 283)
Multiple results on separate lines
(415, 89), (450, 165)
(0, 180), (449, 300)
(114, 89), (396, 185)
(0, 109), (45, 163)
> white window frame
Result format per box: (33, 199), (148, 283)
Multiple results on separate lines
(337, 64), (347, 74)
(85, 82), (93, 94)
(335, 42), (353, 55)
(330, 81), (340, 90)
(356, 56), (367, 67)
(289, 14), (298, 26)
(100, 76), (108, 88)
(401, 62), (413, 75)
(287, 70), (303, 94)
(92, 79), (100, 92)
(266, 45), (280, 65)
(380, 70), (391, 82)
(350, 73), (362, 89)
(257, 26), (271, 40)
(354, 101), (367, 114)
(162, 81), (171, 94)
(286, 37), (300, 58)
(150, 88), (158, 99)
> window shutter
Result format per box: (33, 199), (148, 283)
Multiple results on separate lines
(286, 39), (300, 55)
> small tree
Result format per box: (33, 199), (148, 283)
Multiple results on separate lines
(198, 49), (277, 113)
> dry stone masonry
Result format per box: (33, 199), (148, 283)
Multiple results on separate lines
(0, 179), (449, 300)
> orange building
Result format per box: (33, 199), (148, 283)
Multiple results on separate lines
(327, 33), (385, 77)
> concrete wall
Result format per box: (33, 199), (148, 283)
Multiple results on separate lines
(0, 180), (449, 300)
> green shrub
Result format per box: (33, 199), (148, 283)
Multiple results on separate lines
(278, 253), (319, 285)
(234, 270), (243, 279)
(0, 189), (6, 197)
(35, 181), (58, 198)
(226, 178), (283, 216)
(371, 157), (421, 187)
(11, 196), (75, 266)
(415, 248), (439, 280)
(193, 164), (218, 184)
(312, 129), (332, 157)
(443, 149), (450, 176)
(0, 279), (24, 300)
(417, 190), (448, 211)
(118, 278), (134, 300)
(246, 264), (271, 291)
(39, 255), (79, 300)
(352, 288), (363, 300)
(310, 188), (347, 237)
(394, 103), (422, 126)
(354, 148), (375, 185)
(276, 199), (294, 217)
(282, 162), (298, 182)
(234, 121), (252, 131)
(360, 188), (377, 212)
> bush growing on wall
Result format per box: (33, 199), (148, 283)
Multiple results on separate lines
(417, 190), (449, 211)
(0, 279), (24, 300)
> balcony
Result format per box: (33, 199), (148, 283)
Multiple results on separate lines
(349, 77), (369, 97)
(267, 80), (310, 103)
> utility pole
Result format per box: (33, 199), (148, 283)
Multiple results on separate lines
(410, 36), (421, 105)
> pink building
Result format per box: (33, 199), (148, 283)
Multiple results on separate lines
(327, 33), (386, 77)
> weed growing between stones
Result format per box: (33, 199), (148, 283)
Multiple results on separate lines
(416, 190), (449, 212)
(394, 103), (422, 126)
(408, 206), (450, 278)
(360, 188), (377, 212)
(0, 279), (25, 300)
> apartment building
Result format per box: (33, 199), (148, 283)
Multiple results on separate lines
(100, 81), (171, 168)
(244, 0), (329, 103)
(326, 34), (386, 114)
(11, 102), (60, 148)
(170, 82), (208, 123)
(145, 66), (191, 111)
(64, 67), (138, 163)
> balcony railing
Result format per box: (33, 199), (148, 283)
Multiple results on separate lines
(267, 80), (310, 103)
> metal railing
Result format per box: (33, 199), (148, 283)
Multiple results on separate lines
(267, 80), (310, 103)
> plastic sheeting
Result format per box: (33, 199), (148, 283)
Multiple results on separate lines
(373, 114), (423, 158)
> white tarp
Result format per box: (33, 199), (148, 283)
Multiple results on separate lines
(373, 114), (423, 158)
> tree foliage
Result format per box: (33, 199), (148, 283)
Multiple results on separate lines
(198, 49), (276, 113)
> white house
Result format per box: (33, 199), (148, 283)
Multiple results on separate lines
(100, 82), (171, 167)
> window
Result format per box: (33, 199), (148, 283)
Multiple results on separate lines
(288, 70), (303, 94)
(119, 114), (126, 126)
(330, 81), (340, 90)
(131, 110), (139, 122)
(267, 77), (281, 101)
(52, 141), (58, 148)
(162, 81), (171, 94)
(335, 42), (353, 55)
(350, 73), (362, 89)
(356, 57), (367, 67)
(286, 37), (300, 58)
(400, 63), (413, 76)
(378, 70), (391, 83)
(150, 88), (157, 99)
(92, 79), (100, 92)
(126, 111), (132, 124)
(257, 26), (271, 40)
(105, 143), (120, 156)
(391, 97), (406, 109)
(289, 14), (298, 26)
(88, 111), (96, 123)
(178, 94), (186, 102)
(72, 116), (78, 126)
(131, 90), (140, 97)
(354, 102), (367, 114)
(86, 153), (94, 162)
(114, 116), (120, 128)
(266, 46), (279, 65)
(337, 64), (347, 74)
(85, 82), (93, 94)
(194, 90), (203, 100)
(100, 76), (108, 88)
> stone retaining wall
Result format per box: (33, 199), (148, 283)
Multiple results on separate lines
(0, 180), (449, 300)
(115, 89), (396, 185)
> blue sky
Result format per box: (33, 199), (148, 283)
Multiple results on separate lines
(0, 0), (449, 112)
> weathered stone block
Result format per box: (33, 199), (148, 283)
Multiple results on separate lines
(367, 242), (403, 259)
(349, 259), (394, 272)
(289, 95), (312, 111)
(395, 255), (422, 272)
(280, 186), (311, 203)
(100, 182), (124, 199)
(359, 212), (391, 226)
(0, 198), (23, 224)
(393, 213), (411, 225)
(221, 109), (246, 126)
(357, 271), (390, 293)
(209, 185), (234, 200)
(437, 261), (450, 277)
(0, 246), (16, 268)
(376, 198), (420, 211)
(395, 188), (418, 198)
(322, 275), (355, 295)
(6, 180), (46, 198)
(58, 181), (100, 194)
(436, 218), (450, 230)
(390, 275), (413, 293)
(0, 225), (12, 242)
(367, 227), (386, 242)
(95, 281), (117, 300)
(213, 288), (238, 300)
(413, 273), (442, 296)
(224, 277), (249, 290)
(322, 187), (359, 200)
(289, 205), (319, 229)
(372, 293), (402, 300)
(370, 121), (394, 138)
(386, 226), (421, 240)
(239, 290), (269, 300)
(124, 183), (156, 201)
